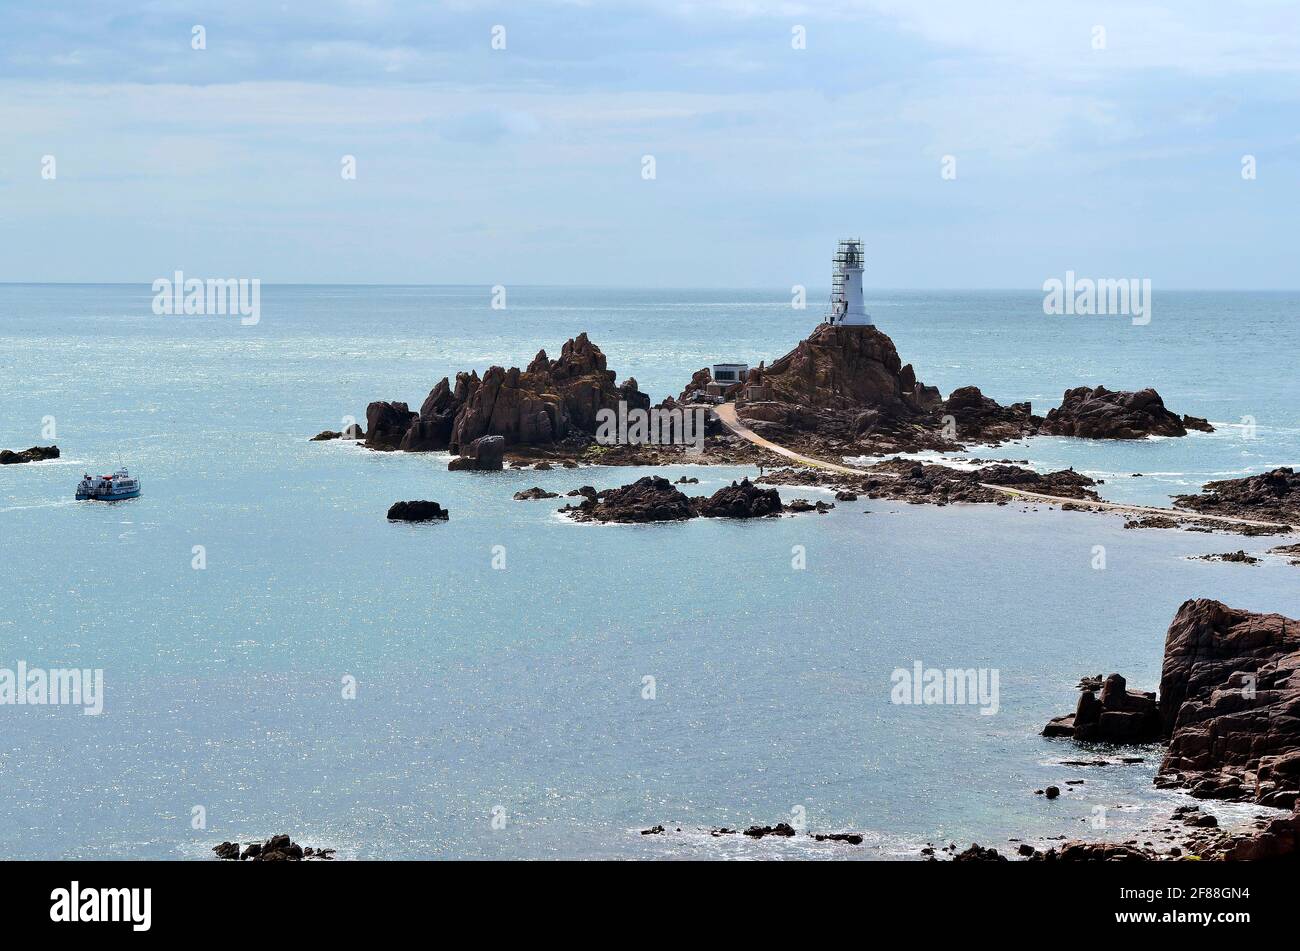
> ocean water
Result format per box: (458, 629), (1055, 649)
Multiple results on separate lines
(1, 284), (1297, 860)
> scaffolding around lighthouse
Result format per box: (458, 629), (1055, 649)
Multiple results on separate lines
(825, 239), (872, 327)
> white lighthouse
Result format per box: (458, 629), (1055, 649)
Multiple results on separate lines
(825, 238), (872, 326)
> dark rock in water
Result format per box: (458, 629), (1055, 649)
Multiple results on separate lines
(953, 844), (1007, 862)
(513, 486), (559, 501)
(1192, 550), (1260, 565)
(312, 424), (365, 441)
(974, 464), (1100, 500)
(640, 825), (665, 835)
(0, 445), (59, 465)
(743, 823), (796, 839)
(1182, 414), (1214, 433)
(356, 333), (649, 457)
(938, 386), (1037, 444)
(1028, 842), (1155, 862)
(213, 834), (335, 862)
(1174, 467), (1300, 525)
(728, 324), (1036, 456)
(674, 476), (699, 484)
(448, 435), (505, 472)
(560, 476), (695, 523)
(834, 490), (859, 501)
(365, 401), (417, 451)
(567, 486), (597, 500)
(1040, 385), (1196, 439)
(813, 832), (864, 845)
(400, 378), (459, 451)
(1044, 786), (1060, 800)
(1041, 672), (1162, 742)
(1124, 515), (1181, 530)
(692, 478), (784, 518)
(786, 498), (834, 513)
(1157, 599), (1300, 807)
(386, 500), (449, 522)
(1017, 844), (1036, 857)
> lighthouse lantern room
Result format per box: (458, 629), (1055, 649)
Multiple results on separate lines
(825, 239), (872, 327)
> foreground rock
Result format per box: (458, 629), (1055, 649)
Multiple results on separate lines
(386, 500), (449, 522)
(1157, 599), (1300, 807)
(213, 834), (336, 861)
(1042, 673), (1162, 743)
(1040, 386), (1209, 439)
(1174, 467), (1299, 526)
(448, 434), (505, 472)
(358, 333), (649, 456)
(0, 445), (59, 465)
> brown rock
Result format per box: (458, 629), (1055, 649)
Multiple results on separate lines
(448, 435), (505, 472)
(692, 478), (784, 518)
(1040, 386), (1194, 439)
(1157, 599), (1300, 807)
(1174, 468), (1299, 525)
(0, 445), (60, 465)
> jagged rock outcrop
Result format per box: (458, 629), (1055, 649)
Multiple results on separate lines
(750, 323), (937, 416)
(357, 334), (649, 457)
(692, 478), (783, 518)
(1174, 468), (1299, 525)
(365, 401), (417, 451)
(729, 324), (1036, 455)
(1041, 673), (1162, 742)
(1156, 599), (1300, 807)
(386, 500), (449, 522)
(559, 476), (695, 523)
(448, 435), (505, 472)
(0, 445), (59, 464)
(1040, 386), (1207, 439)
(558, 475), (823, 523)
(937, 386), (1037, 444)
(213, 834), (336, 862)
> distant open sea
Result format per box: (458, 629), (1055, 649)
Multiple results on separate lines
(1, 284), (1297, 859)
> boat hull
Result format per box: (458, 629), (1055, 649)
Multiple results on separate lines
(75, 488), (141, 501)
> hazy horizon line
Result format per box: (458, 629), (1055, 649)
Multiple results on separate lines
(4, 282), (1300, 293)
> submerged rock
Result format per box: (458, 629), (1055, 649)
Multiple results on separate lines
(743, 823), (796, 839)
(513, 486), (559, 500)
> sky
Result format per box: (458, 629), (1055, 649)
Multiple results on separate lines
(1, 0), (1297, 288)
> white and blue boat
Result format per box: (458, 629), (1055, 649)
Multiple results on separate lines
(76, 468), (142, 501)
